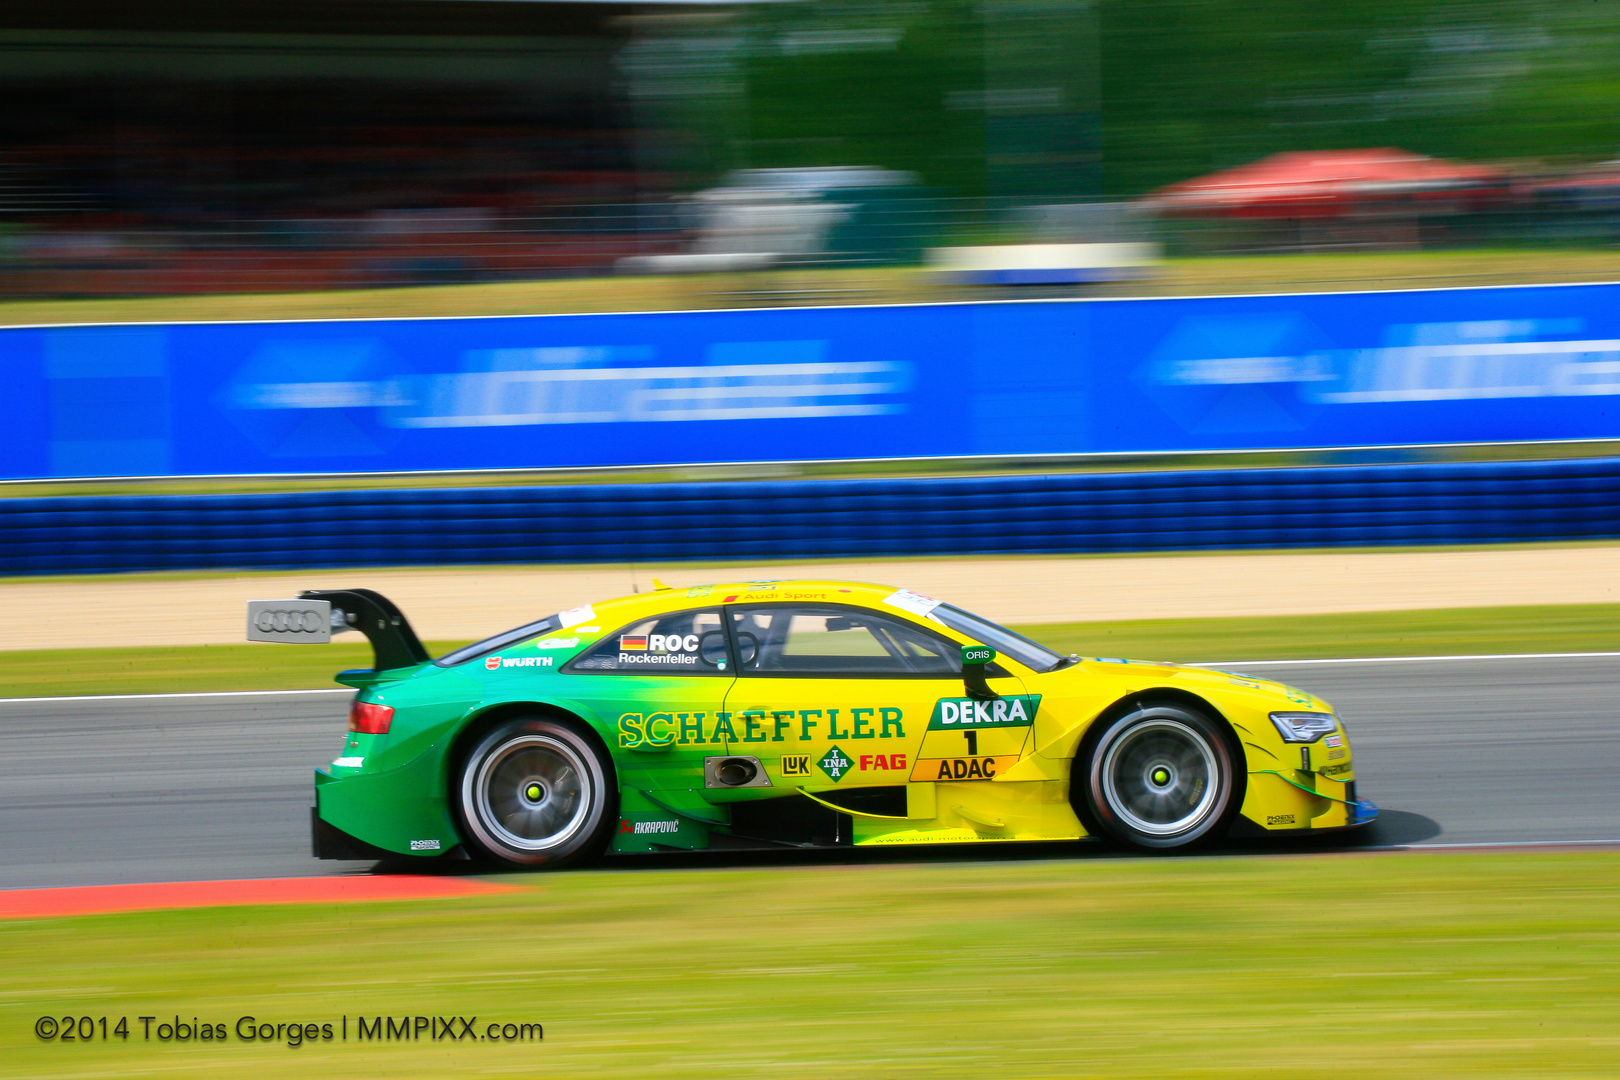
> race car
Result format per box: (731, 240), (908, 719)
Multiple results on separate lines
(246, 580), (1375, 868)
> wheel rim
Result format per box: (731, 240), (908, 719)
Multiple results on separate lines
(1100, 719), (1221, 837)
(472, 734), (592, 852)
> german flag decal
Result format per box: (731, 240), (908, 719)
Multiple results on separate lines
(619, 635), (648, 651)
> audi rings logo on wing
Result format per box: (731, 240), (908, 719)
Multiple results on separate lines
(245, 600), (332, 644)
(254, 609), (325, 634)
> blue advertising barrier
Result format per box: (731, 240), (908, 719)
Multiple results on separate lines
(6, 282), (1620, 479)
(5, 456), (1617, 574)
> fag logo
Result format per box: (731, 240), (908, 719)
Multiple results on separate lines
(620, 636), (648, 651)
(859, 754), (907, 771)
(485, 656), (502, 671)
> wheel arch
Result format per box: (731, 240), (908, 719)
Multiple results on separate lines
(447, 700), (618, 805)
(1071, 686), (1248, 839)
(446, 700), (621, 867)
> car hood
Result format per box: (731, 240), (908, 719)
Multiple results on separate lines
(1053, 656), (1334, 713)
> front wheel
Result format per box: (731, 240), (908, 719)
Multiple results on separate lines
(1078, 704), (1237, 851)
(456, 717), (616, 869)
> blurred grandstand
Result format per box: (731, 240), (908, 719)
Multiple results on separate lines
(3, 0), (1620, 300)
(0, 0), (661, 296)
(0, 0), (1101, 297)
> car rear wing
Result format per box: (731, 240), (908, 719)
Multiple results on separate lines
(246, 589), (429, 672)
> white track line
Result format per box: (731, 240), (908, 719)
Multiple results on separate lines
(0, 688), (351, 705)
(1364, 837), (1620, 851)
(1193, 651), (1620, 667)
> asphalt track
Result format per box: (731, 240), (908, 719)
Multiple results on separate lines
(1, 655), (1616, 890)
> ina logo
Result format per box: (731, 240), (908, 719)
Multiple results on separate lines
(818, 746), (852, 782)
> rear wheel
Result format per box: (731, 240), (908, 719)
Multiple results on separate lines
(456, 717), (615, 869)
(1078, 703), (1236, 851)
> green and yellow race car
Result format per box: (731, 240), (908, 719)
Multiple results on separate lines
(247, 579), (1375, 868)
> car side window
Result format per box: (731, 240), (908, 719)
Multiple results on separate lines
(730, 604), (958, 677)
(567, 609), (729, 675)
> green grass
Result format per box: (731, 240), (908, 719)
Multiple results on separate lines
(4, 852), (1619, 1078)
(3, 248), (1618, 330)
(1019, 603), (1620, 664)
(0, 268), (934, 327)
(4, 604), (1617, 698)
(0, 640), (464, 698)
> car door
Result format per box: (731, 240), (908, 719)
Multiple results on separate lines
(721, 601), (990, 799)
(561, 606), (733, 827)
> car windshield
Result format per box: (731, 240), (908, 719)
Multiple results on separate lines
(927, 604), (1067, 673)
(436, 616), (561, 667)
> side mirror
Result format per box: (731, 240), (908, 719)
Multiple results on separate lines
(961, 644), (998, 701)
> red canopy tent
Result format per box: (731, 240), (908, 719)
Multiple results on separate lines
(1144, 149), (1506, 219)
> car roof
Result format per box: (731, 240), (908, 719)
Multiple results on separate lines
(574, 579), (915, 625)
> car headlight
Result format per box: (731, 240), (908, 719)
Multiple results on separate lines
(1269, 711), (1338, 743)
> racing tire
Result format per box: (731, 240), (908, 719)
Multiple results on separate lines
(455, 716), (616, 869)
(1077, 703), (1238, 851)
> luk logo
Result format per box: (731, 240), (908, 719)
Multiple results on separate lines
(780, 755), (811, 777)
(928, 695), (1039, 730)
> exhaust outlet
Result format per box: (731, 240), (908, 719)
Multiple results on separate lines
(704, 755), (772, 788)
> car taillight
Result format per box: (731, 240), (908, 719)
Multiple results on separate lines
(349, 701), (394, 735)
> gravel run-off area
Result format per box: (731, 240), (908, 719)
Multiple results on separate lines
(8, 544), (1617, 651)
